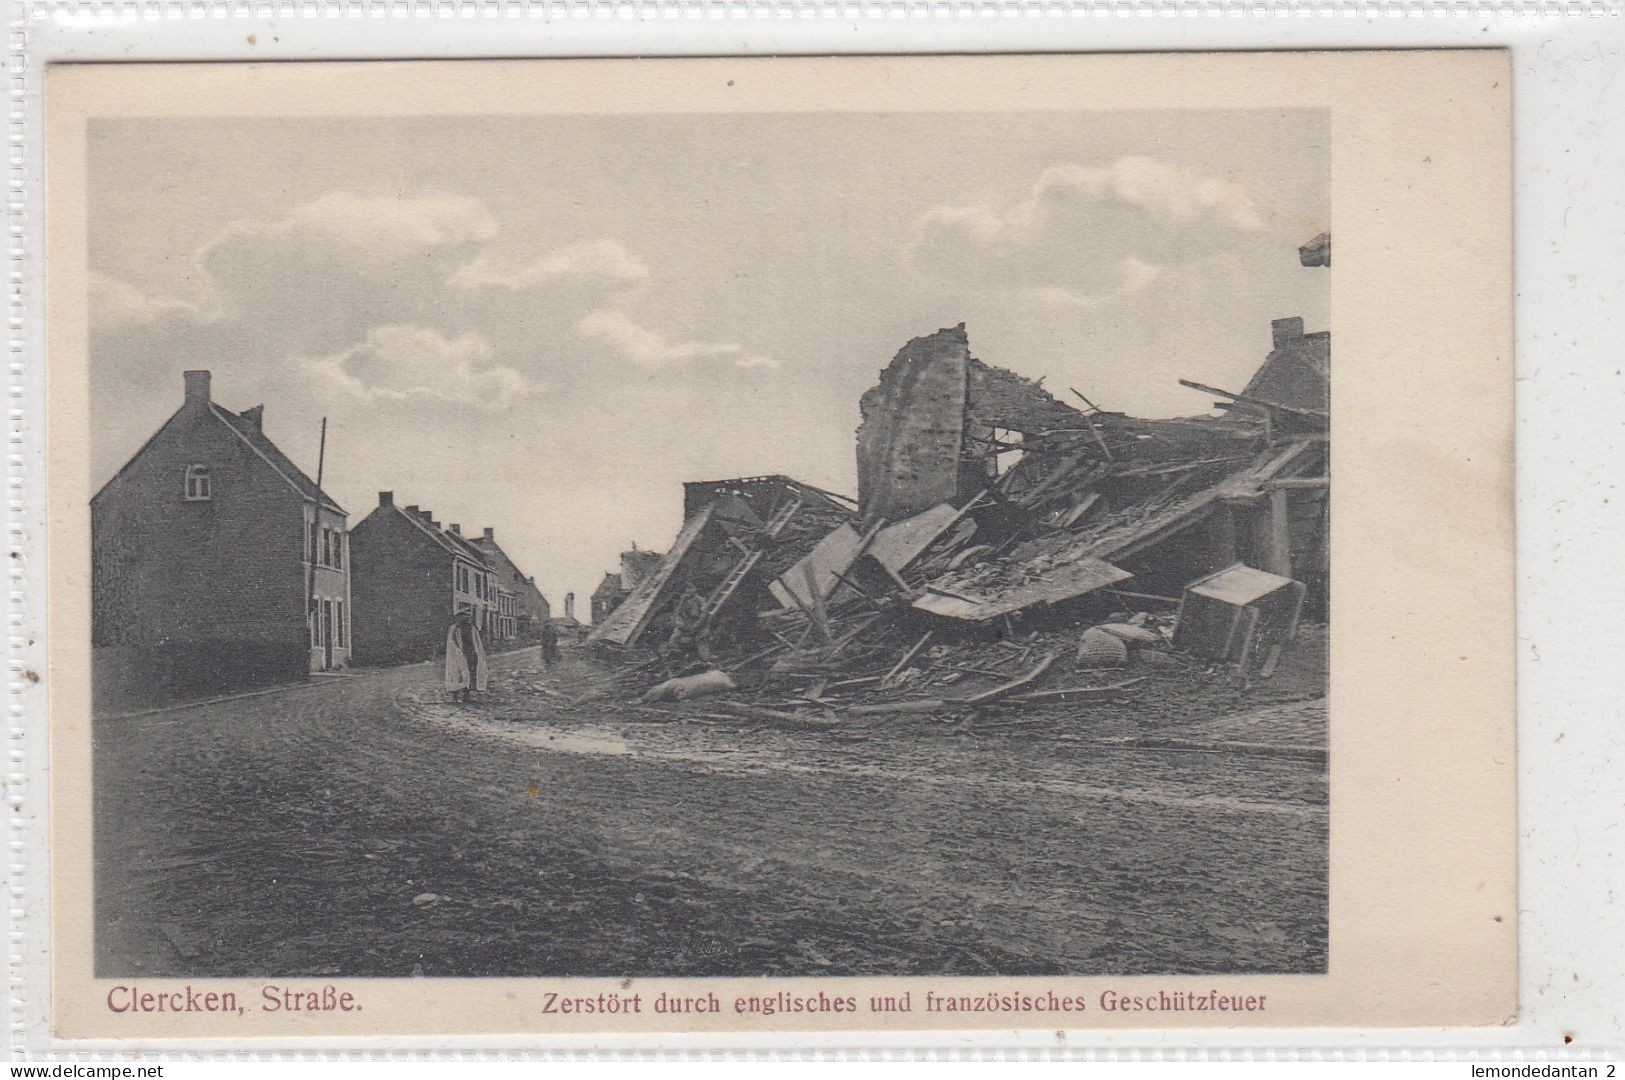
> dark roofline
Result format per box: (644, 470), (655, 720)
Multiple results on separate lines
(92, 404), (188, 505)
(92, 399), (345, 514)
(389, 505), (494, 568)
(210, 404), (345, 513)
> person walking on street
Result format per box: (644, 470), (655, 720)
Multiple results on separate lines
(540, 618), (560, 667)
(445, 608), (488, 702)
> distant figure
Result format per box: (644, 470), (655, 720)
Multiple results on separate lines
(540, 619), (560, 667)
(445, 609), (487, 702)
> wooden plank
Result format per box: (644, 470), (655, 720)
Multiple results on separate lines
(826, 613), (882, 658)
(1063, 393), (1117, 463)
(1008, 676), (1146, 702)
(1103, 588), (1182, 605)
(883, 631), (934, 683)
(1060, 492), (1101, 528)
(1260, 645), (1284, 679)
(802, 562), (835, 647)
(961, 653), (1056, 705)
(849, 699), (949, 715)
(874, 558), (919, 599)
(1179, 378), (1329, 420)
(715, 701), (840, 728)
(1266, 488), (1294, 577)
(781, 569), (834, 647)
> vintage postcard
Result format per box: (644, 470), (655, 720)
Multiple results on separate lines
(44, 51), (1514, 1041)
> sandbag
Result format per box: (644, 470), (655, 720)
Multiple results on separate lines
(1076, 627), (1129, 669)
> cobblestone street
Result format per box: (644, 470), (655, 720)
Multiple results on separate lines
(95, 644), (1328, 979)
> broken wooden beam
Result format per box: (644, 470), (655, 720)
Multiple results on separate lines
(883, 631), (934, 683)
(1104, 588), (1182, 605)
(1178, 379), (1329, 421)
(849, 699), (950, 715)
(923, 582), (982, 604)
(714, 701), (840, 728)
(873, 558), (920, 600)
(1005, 676), (1147, 702)
(960, 653), (1056, 705)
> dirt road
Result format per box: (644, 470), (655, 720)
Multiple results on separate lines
(95, 644), (1327, 978)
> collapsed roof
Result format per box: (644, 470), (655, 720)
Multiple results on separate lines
(590, 318), (1328, 673)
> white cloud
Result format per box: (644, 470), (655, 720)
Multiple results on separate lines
(95, 188), (777, 408)
(451, 239), (650, 293)
(303, 325), (533, 411)
(909, 156), (1266, 305)
(202, 190), (497, 271)
(576, 309), (776, 370)
(88, 271), (213, 332)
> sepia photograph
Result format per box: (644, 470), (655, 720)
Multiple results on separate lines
(41, 52), (1519, 1039)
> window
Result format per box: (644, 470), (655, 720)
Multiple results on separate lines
(336, 601), (345, 647)
(321, 527), (343, 569)
(183, 464), (211, 500)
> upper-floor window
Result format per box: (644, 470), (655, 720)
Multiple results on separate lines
(320, 527), (344, 570)
(183, 464), (211, 501)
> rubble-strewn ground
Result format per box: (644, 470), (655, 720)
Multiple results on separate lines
(96, 638), (1327, 978)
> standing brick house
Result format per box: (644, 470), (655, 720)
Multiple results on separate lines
(590, 547), (663, 624)
(348, 493), (502, 664)
(590, 572), (623, 625)
(471, 527), (551, 638)
(91, 370), (350, 710)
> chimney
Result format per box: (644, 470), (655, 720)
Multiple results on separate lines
(404, 504), (420, 515)
(564, 592), (576, 621)
(240, 404), (264, 429)
(449, 524), (462, 536)
(379, 491), (394, 508)
(1271, 317), (1305, 350)
(183, 370), (212, 403)
(482, 527), (494, 542)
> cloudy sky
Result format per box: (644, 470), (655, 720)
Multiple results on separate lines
(89, 110), (1328, 612)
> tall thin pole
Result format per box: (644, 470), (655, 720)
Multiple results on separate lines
(307, 418), (328, 666)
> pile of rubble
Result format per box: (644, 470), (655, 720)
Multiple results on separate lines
(584, 303), (1329, 733)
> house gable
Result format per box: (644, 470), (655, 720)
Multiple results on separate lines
(91, 395), (310, 653)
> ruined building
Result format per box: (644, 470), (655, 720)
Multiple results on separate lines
(589, 232), (1329, 677)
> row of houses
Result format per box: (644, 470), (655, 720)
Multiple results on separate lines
(90, 370), (560, 710)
